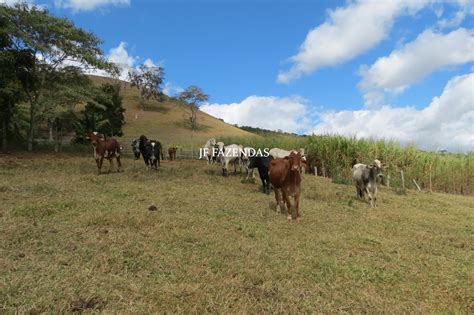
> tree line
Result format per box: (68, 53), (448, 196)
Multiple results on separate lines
(1, 3), (208, 152)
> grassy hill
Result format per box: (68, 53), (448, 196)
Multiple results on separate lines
(90, 76), (255, 148)
(1, 153), (472, 313)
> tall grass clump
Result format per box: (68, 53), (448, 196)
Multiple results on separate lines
(306, 135), (473, 195)
(219, 134), (473, 195)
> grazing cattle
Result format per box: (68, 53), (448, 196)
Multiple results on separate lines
(131, 139), (141, 159)
(241, 147), (256, 179)
(146, 140), (163, 170)
(203, 138), (217, 164)
(248, 155), (273, 194)
(168, 146), (177, 161)
(221, 144), (243, 176)
(352, 159), (384, 207)
(87, 132), (122, 174)
(269, 152), (303, 220)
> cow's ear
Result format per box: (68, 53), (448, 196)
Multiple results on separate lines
(284, 156), (290, 160)
(85, 136), (90, 140)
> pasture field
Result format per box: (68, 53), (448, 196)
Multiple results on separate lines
(1, 153), (473, 313)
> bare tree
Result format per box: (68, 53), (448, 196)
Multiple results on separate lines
(177, 86), (209, 130)
(128, 64), (164, 111)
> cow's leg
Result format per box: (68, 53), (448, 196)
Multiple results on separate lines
(222, 160), (227, 176)
(295, 192), (301, 221)
(98, 156), (104, 174)
(108, 157), (113, 173)
(282, 191), (292, 221)
(273, 188), (282, 213)
(116, 155), (122, 172)
(259, 170), (266, 193)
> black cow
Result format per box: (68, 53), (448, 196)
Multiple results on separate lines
(145, 140), (163, 170)
(138, 135), (150, 167)
(248, 155), (274, 194)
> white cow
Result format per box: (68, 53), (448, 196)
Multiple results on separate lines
(203, 138), (216, 164)
(221, 144), (243, 176)
(352, 159), (384, 207)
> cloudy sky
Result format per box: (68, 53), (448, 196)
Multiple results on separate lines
(3, 0), (473, 151)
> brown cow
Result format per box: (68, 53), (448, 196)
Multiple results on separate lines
(87, 132), (123, 174)
(269, 151), (303, 221)
(168, 146), (177, 161)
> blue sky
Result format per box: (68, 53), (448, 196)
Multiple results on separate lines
(4, 0), (473, 151)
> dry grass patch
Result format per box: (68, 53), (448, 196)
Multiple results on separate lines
(0, 153), (472, 313)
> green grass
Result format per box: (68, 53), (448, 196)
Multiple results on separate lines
(1, 153), (473, 313)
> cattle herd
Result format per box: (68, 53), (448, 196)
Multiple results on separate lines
(87, 133), (386, 221)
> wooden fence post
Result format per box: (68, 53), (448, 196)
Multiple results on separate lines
(314, 166), (317, 176)
(400, 170), (405, 190)
(429, 163), (433, 193)
(412, 179), (421, 192)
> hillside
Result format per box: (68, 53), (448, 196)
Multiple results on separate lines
(89, 76), (256, 148)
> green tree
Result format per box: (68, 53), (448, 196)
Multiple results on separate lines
(0, 13), (35, 150)
(75, 83), (125, 143)
(1, 3), (117, 151)
(128, 63), (165, 111)
(177, 85), (209, 130)
(41, 66), (95, 151)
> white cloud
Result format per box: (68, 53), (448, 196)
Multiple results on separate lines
(437, 0), (474, 28)
(201, 96), (310, 133)
(277, 0), (429, 83)
(83, 41), (161, 81)
(162, 82), (183, 96)
(359, 28), (474, 95)
(143, 58), (156, 68)
(54, 0), (129, 11)
(108, 41), (135, 68)
(310, 73), (474, 152)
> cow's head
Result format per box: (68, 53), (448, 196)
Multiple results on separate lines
(146, 141), (157, 161)
(87, 132), (102, 146)
(369, 160), (385, 183)
(288, 151), (303, 172)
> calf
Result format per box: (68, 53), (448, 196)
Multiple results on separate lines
(248, 155), (273, 194)
(168, 146), (177, 161)
(269, 152), (303, 220)
(352, 159), (384, 207)
(146, 140), (163, 170)
(87, 132), (122, 174)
